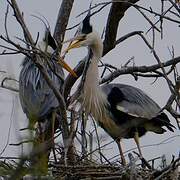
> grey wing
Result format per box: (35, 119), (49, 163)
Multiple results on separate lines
(101, 83), (161, 119)
(19, 57), (64, 119)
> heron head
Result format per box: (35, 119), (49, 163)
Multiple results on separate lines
(31, 14), (77, 77)
(31, 14), (57, 53)
(63, 14), (101, 52)
(44, 29), (57, 51)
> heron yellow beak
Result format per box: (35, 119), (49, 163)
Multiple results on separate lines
(63, 35), (85, 53)
(58, 35), (85, 77)
(58, 57), (77, 78)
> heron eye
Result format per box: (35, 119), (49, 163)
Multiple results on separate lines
(82, 35), (87, 40)
(78, 35), (86, 42)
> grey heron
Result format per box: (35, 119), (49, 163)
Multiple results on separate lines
(63, 14), (175, 165)
(19, 23), (76, 173)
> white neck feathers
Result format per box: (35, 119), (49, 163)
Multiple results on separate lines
(81, 36), (107, 120)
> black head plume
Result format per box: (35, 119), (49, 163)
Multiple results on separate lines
(31, 14), (50, 32)
(31, 14), (57, 50)
(46, 31), (57, 50)
(81, 3), (93, 34)
(81, 15), (92, 34)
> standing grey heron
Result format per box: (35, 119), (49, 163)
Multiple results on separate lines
(63, 14), (175, 165)
(19, 23), (76, 173)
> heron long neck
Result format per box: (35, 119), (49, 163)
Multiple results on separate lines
(85, 44), (102, 90)
(82, 38), (106, 120)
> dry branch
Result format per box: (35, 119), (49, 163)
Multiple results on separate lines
(103, 0), (139, 55)
(53, 0), (74, 51)
(100, 56), (180, 84)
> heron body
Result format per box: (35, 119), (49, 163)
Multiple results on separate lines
(19, 28), (76, 123)
(19, 55), (63, 122)
(18, 29), (63, 173)
(19, 27), (76, 173)
(101, 84), (173, 138)
(19, 30), (64, 123)
(65, 14), (175, 165)
(80, 47), (174, 140)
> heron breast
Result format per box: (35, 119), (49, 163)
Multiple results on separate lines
(97, 115), (129, 139)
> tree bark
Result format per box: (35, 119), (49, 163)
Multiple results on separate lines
(53, 0), (74, 52)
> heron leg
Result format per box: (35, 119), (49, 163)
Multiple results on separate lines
(116, 139), (126, 166)
(38, 122), (44, 142)
(51, 111), (57, 163)
(134, 131), (148, 168)
(134, 131), (142, 157)
(51, 111), (56, 142)
(31, 121), (48, 175)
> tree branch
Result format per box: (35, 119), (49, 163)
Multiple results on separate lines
(103, 0), (139, 55)
(53, 0), (74, 52)
(100, 56), (180, 84)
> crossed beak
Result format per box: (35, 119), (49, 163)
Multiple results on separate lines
(63, 35), (85, 53)
(58, 57), (77, 78)
(58, 35), (85, 78)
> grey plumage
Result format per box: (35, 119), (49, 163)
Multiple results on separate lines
(17, 17), (78, 172)
(102, 83), (160, 119)
(18, 28), (64, 173)
(101, 83), (174, 139)
(64, 13), (175, 165)
(63, 15), (175, 137)
(19, 56), (63, 121)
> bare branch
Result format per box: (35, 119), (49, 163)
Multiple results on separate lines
(115, 31), (143, 47)
(1, 77), (19, 92)
(9, 0), (34, 45)
(53, 0), (74, 51)
(103, 0), (139, 55)
(100, 56), (180, 84)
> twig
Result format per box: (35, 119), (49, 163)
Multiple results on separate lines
(153, 157), (180, 180)
(0, 96), (15, 156)
(100, 56), (180, 84)
(133, 5), (160, 32)
(53, 0), (74, 51)
(1, 77), (19, 92)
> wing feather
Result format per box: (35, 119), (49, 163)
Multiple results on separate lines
(101, 83), (161, 119)
(19, 57), (64, 119)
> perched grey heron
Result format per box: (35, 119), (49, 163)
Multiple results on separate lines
(19, 26), (76, 123)
(63, 14), (175, 165)
(19, 23), (76, 173)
